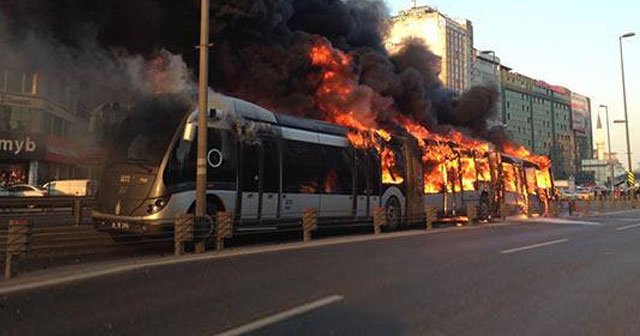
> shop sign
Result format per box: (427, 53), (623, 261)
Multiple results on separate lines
(0, 133), (45, 161)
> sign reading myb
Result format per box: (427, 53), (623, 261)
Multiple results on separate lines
(0, 136), (37, 155)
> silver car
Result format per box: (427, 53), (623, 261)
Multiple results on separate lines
(7, 184), (47, 197)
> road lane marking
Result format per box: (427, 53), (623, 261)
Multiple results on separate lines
(616, 223), (640, 231)
(513, 218), (601, 226)
(213, 295), (344, 336)
(500, 239), (569, 254)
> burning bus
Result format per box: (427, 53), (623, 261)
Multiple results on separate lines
(93, 92), (404, 238)
(92, 92), (553, 240)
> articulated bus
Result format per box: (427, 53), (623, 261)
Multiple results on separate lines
(93, 93), (552, 240)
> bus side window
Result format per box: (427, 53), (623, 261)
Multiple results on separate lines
(261, 137), (280, 193)
(320, 145), (353, 195)
(283, 140), (323, 194)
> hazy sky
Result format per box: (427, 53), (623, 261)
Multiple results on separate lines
(387, 0), (640, 170)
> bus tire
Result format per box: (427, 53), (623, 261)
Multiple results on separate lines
(188, 196), (224, 216)
(384, 196), (402, 230)
(188, 196), (224, 238)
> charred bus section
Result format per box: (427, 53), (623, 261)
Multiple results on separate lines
(93, 93), (554, 240)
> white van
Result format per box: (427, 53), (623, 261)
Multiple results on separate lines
(44, 179), (96, 197)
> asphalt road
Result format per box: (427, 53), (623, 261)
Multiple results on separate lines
(2, 211), (640, 336)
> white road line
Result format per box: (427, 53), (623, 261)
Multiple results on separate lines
(616, 223), (640, 231)
(500, 239), (569, 254)
(517, 218), (601, 226)
(213, 295), (344, 336)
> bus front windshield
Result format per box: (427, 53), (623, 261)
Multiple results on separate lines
(107, 95), (190, 167)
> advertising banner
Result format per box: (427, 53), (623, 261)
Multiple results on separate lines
(571, 93), (590, 133)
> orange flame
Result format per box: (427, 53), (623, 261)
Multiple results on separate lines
(308, 39), (552, 194)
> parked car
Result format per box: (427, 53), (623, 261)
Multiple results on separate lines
(43, 179), (96, 196)
(575, 187), (595, 201)
(556, 188), (578, 201)
(0, 186), (10, 197)
(7, 184), (47, 197)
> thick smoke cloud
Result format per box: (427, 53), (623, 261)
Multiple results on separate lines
(0, 0), (195, 108)
(0, 0), (499, 141)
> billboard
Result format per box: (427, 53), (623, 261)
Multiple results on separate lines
(571, 93), (590, 133)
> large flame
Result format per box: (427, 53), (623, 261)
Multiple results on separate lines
(310, 39), (404, 185)
(308, 38), (552, 199)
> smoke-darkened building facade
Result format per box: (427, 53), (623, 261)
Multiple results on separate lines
(0, 66), (94, 187)
(386, 5), (474, 93)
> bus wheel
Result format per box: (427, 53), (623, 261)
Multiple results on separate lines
(384, 197), (402, 230)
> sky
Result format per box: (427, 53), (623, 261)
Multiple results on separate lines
(387, 0), (640, 171)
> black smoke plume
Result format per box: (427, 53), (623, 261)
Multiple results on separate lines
(0, 0), (499, 140)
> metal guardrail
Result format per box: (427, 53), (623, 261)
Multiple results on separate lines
(0, 196), (96, 211)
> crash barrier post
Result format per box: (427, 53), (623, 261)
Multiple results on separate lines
(568, 200), (575, 216)
(174, 213), (194, 256)
(193, 215), (213, 254)
(500, 203), (507, 221)
(467, 204), (478, 225)
(4, 219), (31, 280)
(215, 212), (233, 251)
(373, 207), (386, 235)
(597, 198), (604, 213)
(608, 197), (614, 212)
(584, 200), (591, 216)
(301, 208), (317, 243)
(425, 207), (437, 230)
(72, 197), (83, 226)
(548, 201), (558, 218)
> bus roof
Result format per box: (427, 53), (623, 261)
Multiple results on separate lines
(206, 91), (348, 137)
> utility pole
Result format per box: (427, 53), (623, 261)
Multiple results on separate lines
(195, 0), (210, 254)
(619, 33), (635, 174)
(601, 104), (615, 193)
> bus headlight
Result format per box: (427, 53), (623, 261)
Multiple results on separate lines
(146, 197), (168, 214)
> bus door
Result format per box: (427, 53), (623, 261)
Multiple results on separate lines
(240, 142), (261, 222)
(368, 149), (382, 214)
(281, 138), (321, 220)
(355, 149), (369, 218)
(318, 136), (354, 219)
(260, 137), (280, 221)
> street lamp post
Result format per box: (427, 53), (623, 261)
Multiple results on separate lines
(195, 0), (210, 253)
(619, 32), (635, 174)
(600, 104), (615, 193)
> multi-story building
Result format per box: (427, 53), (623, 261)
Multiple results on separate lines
(471, 49), (504, 127)
(501, 69), (588, 179)
(536, 80), (574, 179)
(0, 65), (93, 187)
(501, 71), (533, 149)
(386, 5), (474, 93)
